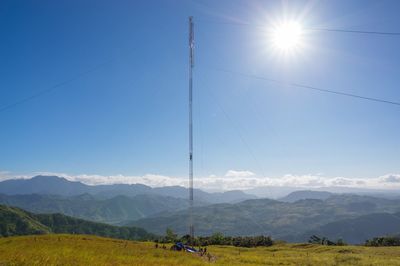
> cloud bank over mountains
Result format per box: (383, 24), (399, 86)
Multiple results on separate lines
(1, 170), (400, 191)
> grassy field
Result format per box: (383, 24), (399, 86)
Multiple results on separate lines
(0, 235), (400, 265)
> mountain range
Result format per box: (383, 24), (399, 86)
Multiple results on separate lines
(130, 194), (400, 244)
(0, 193), (192, 224)
(0, 175), (256, 203)
(1, 175), (400, 244)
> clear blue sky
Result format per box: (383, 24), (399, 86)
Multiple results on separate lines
(1, 0), (399, 180)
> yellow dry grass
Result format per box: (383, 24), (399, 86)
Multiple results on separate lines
(0, 234), (399, 266)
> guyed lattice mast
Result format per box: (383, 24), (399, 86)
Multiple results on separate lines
(188, 16), (194, 242)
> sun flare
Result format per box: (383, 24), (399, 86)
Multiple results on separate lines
(270, 21), (303, 54)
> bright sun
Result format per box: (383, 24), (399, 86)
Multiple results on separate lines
(270, 21), (303, 54)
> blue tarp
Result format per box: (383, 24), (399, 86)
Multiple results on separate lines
(173, 242), (197, 253)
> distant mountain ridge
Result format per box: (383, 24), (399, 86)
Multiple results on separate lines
(130, 194), (400, 244)
(279, 190), (333, 202)
(245, 186), (400, 199)
(304, 212), (400, 244)
(0, 193), (195, 225)
(0, 175), (257, 204)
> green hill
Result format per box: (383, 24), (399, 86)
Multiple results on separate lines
(0, 204), (154, 240)
(0, 205), (50, 236)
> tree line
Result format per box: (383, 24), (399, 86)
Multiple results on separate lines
(157, 229), (273, 247)
(365, 236), (400, 247)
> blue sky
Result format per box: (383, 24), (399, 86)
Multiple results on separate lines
(1, 0), (400, 188)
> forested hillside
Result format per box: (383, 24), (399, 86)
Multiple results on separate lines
(0, 205), (154, 240)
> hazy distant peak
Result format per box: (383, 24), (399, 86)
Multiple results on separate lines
(31, 175), (71, 182)
(279, 190), (333, 202)
(0, 175), (256, 204)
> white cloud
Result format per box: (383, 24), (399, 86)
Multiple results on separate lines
(379, 174), (400, 184)
(0, 171), (12, 181)
(34, 172), (188, 187)
(0, 171), (29, 181)
(1, 170), (400, 192)
(225, 170), (255, 178)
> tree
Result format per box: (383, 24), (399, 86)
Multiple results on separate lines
(165, 228), (178, 243)
(210, 232), (224, 245)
